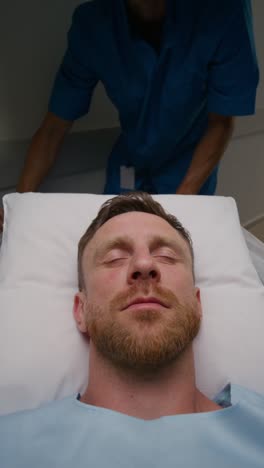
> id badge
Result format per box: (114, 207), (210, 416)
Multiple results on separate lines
(120, 166), (135, 191)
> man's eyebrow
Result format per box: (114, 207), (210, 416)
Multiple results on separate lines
(149, 235), (186, 257)
(93, 236), (132, 261)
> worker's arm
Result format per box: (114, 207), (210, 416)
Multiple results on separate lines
(16, 112), (73, 193)
(176, 113), (235, 195)
(177, 0), (259, 195)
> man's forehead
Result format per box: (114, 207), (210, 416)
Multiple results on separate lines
(92, 212), (180, 242)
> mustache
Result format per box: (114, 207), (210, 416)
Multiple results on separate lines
(109, 283), (182, 311)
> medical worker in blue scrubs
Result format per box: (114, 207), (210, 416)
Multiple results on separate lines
(15, 0), (259, 197)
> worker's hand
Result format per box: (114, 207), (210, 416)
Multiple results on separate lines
(0, 207), (4, 233)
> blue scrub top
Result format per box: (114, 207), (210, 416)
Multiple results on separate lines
(49, 0), (259, 195)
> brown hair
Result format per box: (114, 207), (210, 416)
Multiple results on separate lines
(78, 191), (194, 290)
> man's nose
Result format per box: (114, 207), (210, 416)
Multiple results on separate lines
(127, 253), (161, 283)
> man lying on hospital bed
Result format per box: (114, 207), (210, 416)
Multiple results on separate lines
(0, 192), (264, 467)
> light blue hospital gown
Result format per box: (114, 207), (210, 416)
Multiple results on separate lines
(0, 384), (264, 467)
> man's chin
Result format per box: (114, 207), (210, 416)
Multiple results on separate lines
(86, 296), (201, 373)
(124, 306), (163, 323)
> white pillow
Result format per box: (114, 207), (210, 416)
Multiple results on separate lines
(0, 193), (263, 416)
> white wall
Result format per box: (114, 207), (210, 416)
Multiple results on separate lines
(216, 110), (264, 224)
(0, 0), (263, 141)
(1, 0), (118, 141)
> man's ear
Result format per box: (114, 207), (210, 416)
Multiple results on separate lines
(73, 292), (88, 333)
(195, 287), (202, 319)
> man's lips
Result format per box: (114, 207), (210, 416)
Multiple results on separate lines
(122, 297), (169, 311)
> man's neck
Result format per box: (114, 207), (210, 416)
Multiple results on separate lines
(126, 0), (166, 23)
(80, 345), (222, 420)
(125, 1), (166, 53)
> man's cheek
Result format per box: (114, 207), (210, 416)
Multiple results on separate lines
(163, 282), (187, 304)
(91, 270), (124, 296)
